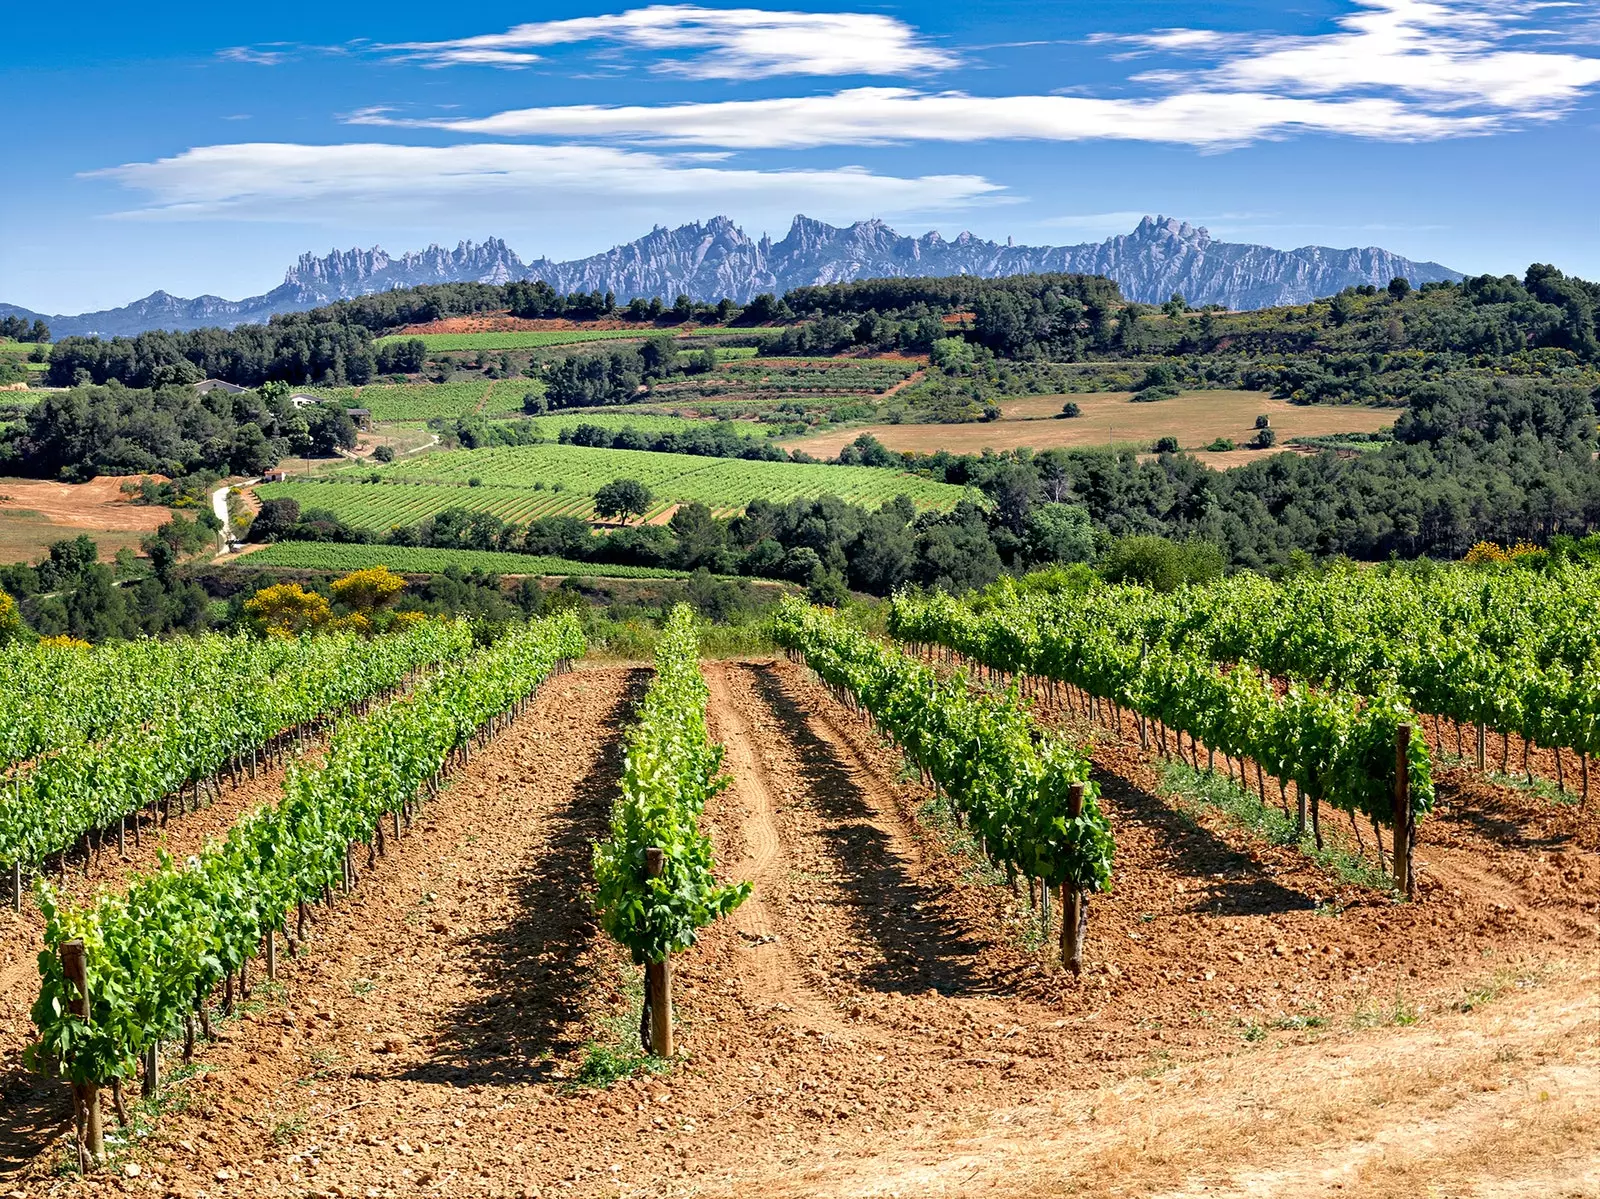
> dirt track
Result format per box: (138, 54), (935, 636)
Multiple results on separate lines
(5, 658), (1599, 1197)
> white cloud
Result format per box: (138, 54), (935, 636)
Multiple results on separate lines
(349, 0), (1599, 149)
(87, 142), (1001, 224)
(349, 86), (1493, 148)
(1117, 0), (1600, 113)
(383, 4), (957, 77)
(217, 46), (291, 66)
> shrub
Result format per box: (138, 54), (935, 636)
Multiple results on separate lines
(1060, 401), (1082, 418)
(1152, 435), (1180, 454)
(1207, 437), (1236, 452)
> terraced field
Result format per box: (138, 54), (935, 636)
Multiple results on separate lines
(374, 327), (730, 352)
(257, 443), (969, 528)
(523, 412), (775, 441)
(298, 380), (542, 422)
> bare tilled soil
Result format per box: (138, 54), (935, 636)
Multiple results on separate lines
(7, 659), (1600, 1198)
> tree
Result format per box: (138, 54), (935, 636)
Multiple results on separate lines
(1388, 276), (1412, 300)
(372, 444), (395, 463)
(1025, 504), (1096, 566)
(1252, 426), (1278, 449)
(0, 589), (26, 646)
(331, 566), (407, 613)
(1061, 401), (1082, 418)
(593, 478), (653, 524)
(1152, 435), (1180, 454)
(244, 582), (331, 637)
(249, 498), (301, 542)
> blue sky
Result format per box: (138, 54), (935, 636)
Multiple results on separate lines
(4, 0), (1599, 313)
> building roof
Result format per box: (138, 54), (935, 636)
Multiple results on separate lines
(195, 379), (247, 395)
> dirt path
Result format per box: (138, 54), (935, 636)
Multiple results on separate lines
(13, 657), (1600, 1198)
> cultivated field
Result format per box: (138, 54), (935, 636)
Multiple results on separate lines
(3, 639), (1595, 1196)
(0, 476), (175, 561)
(523, 411), (775, 441)
(375, 327), (730, 352)
(783, 390), (1396, 460)
(239, 542), (692, 578)
(291, 443), (970, 518)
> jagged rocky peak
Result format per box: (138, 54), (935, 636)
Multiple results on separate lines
(12, 215), (1463, 338)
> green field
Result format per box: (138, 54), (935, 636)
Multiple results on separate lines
(242, 542), (691, 578)
(255, 480), (604, 527)
(375, 329), (653, 352)
(299, 379), (542, 421)
(373, 326), (734, 352)
(259, 443), (969, 529)
(523, 412), (774, 441)
(381, 443), (967, 510)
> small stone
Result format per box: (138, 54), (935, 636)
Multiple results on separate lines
(1230, 951), (1246, 964)
(384, 1036), (410, 1054)
(123, 1163), (142, 1178)
(216, 1167), (237, 1181)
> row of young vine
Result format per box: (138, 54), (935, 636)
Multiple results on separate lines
(28, 612), (585, 1140)
(772, 598), (1114, 972)
(592, 605), (749, 1056)
(0, 620), (475, 891)
(1129, 565), (1600, 795)
(0, 633), (314, 773)
(887, 589), (1432, 892)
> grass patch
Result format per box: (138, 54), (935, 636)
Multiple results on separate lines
(571, 962), (669, 1089)
(1156, 760), (1394, 891)
(1350, 985), (1420, 1029)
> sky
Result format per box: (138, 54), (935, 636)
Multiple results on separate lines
(3, 0), (1599, 314)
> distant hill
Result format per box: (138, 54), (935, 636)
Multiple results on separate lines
(1, 216), (1462, 338)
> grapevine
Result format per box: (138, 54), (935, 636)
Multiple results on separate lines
(772, 598), (1113, 972)
(28, 612), (585, 1128)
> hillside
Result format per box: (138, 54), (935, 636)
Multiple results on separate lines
(0, 215), (1460, 338)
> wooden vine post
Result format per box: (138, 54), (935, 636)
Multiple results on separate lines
(59, 939), (104, 1167)
(1393, 723), (1414, 900)
(1060, 783), (1087, 976)
(643, 847), (674, 1058)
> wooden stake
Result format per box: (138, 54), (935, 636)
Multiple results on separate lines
(1394, 723), (1414, 899)
(642, 847), (674, 1058)
(267, 928), (277, 982)
(1060, 783), (1086, 976)
(142, 1043), (159, 1100)
(60, 939), (103, 1165)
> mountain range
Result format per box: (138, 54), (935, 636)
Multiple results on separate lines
(1, 216), (1463, 339)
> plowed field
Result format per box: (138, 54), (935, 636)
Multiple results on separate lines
(3, 659), (1597, 1197)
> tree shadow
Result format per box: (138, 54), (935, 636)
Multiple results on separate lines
(746, 662), (997, 997)
(1431, 782), (1580, 853)
(1092, 765), (1323, 916)
(383, 668), (649, 1089)
(0, 1065), (70, 1180)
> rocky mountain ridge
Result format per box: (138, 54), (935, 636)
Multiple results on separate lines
(2, 216), (1462, 338)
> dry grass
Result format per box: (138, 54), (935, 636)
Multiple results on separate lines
(731, 967), (1600, 1199)
(782, 390), (1394, 461)
(0, 475), (174, 563)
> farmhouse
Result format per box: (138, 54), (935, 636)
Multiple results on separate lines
(194, 379), (247, 395)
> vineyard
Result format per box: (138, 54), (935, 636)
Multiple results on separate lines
(297, 379), (539, 422)
(0, 583), (1596, 1195)
(373, 329), (658, 352)
(241, 542), (694, 578)
(258, 443), (968, 527)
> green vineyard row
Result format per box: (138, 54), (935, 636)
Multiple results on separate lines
(30, 613), (585, 1094)
(0, 620), (475, 877)
(773, 599), (1113, 971)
